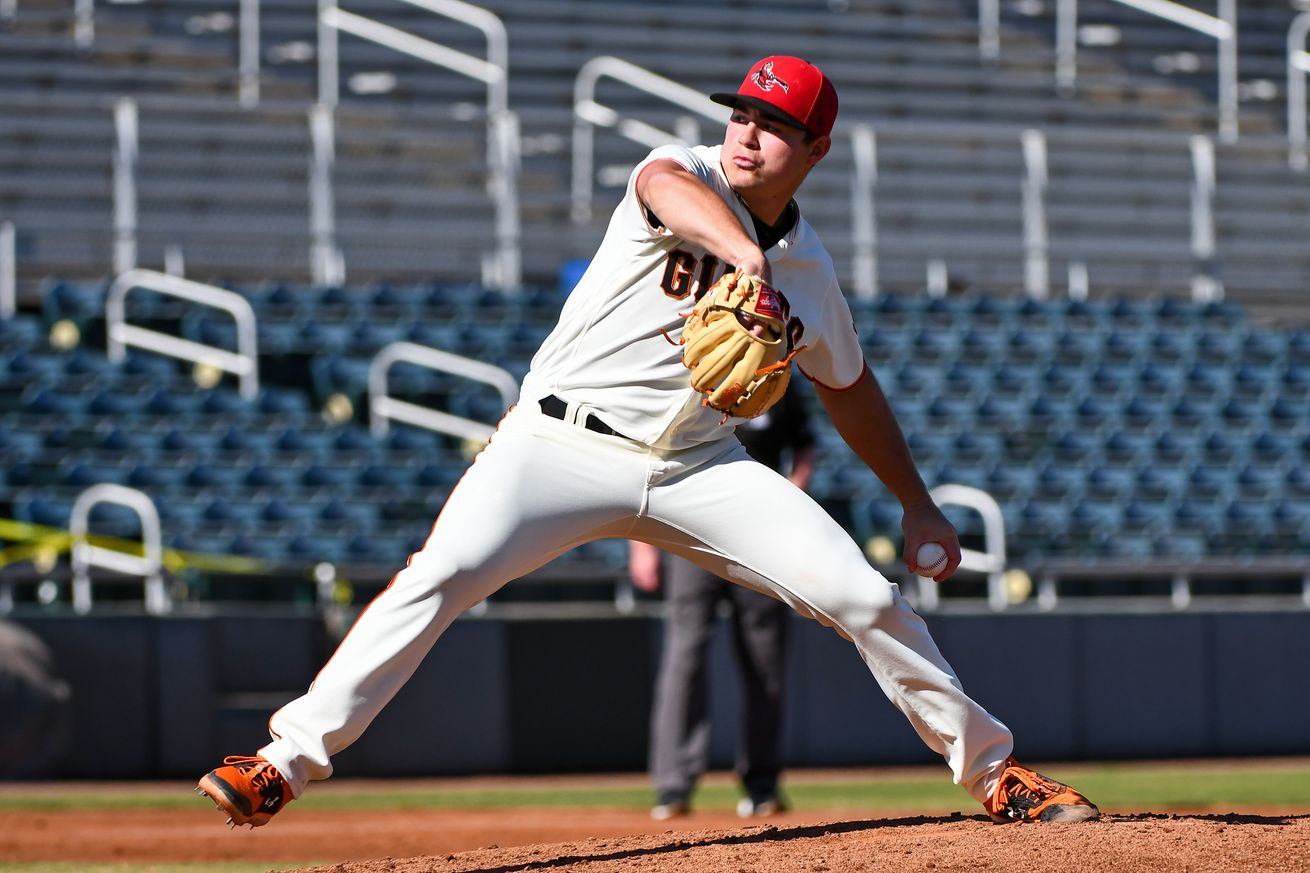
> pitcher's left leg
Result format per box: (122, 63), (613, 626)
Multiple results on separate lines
(640, 454), (1012, 803)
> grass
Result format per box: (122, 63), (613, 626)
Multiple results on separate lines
(4, 759), (1310, 815)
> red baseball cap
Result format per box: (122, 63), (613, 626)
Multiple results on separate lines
(711, 56), (839, 138)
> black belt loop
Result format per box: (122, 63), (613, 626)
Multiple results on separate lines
(539, 394), (620, 438)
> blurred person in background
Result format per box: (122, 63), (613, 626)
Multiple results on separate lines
(631, 386), (815, 820)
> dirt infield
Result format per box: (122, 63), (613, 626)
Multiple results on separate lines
(7, 803), (1309, 872)
(293, 813), (1310, 873)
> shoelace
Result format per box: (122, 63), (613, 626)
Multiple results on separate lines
(1001, 765), (1062, 806)
(222, 756), (281, 793)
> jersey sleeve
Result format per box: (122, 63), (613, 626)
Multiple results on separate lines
(796, 278), (866, 391)
(627, 145), (724, 237)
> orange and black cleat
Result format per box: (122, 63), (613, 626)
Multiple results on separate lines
(196, 755), (293, 828)
(985, 757), (1100, 824)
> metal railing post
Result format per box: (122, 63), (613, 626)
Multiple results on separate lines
(239, 0), (261, 107)
(73, 0), (92, 48)
(1216, 0), (1237, 144)
(1289, 13), (1310, 171)
(926, 259), (948, 297)
(1055, 0), (1077, 96)
(70, 484), (168, 615)
(1021, 129), (1049, 299)
(485, 109), (522, 290)
(570, 81), (598, 224)
(1068, 260), (1089, 299)
(850, 124), (878, 299)
(164, 244), (185, 277)
(309, 103), (343, 286)
(317, 0), (338, 107)
(979, 0), (1000, 63)
(0, 221), (14, 319)
(1189, 134), (1221, 302)
(113, 98), (138, 276)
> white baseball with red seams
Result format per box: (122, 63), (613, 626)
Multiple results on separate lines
(915, 542), (949, 577)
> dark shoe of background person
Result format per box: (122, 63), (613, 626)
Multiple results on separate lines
(737, 794), (788, 818)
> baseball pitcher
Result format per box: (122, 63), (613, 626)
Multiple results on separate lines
(197, 56), (1098, 829)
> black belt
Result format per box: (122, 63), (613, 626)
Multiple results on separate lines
(539, 394), (622, 438)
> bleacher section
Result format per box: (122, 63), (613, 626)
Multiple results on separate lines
(2, 0), (1310, 311)
(3, 1), (1310, 611)
(2, 286), (1308, 609)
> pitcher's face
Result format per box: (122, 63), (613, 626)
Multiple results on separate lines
(720, 106), (829, 203)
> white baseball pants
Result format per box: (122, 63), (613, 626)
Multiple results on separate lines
(260, 402), (1014, 801)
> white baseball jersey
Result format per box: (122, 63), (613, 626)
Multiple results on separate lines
(520, 143), (866, 450)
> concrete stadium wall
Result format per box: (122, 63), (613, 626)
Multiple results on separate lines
(7, 609), (1310, 779)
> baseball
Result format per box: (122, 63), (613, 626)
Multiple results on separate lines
(914, 542), (948, 578)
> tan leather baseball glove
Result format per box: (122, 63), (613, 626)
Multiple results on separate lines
(678, 269), (802, 419)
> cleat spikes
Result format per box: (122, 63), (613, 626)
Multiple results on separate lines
(199, 755), (292, 830)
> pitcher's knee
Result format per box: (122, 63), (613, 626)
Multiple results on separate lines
(809, 571), (901, 633)
(393, 550), (496, 612)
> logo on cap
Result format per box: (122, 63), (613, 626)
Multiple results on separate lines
(711, 55), (839, 138)
(751, 61), (790, 94)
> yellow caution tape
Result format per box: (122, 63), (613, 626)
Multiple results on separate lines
(0, 517), (270, 575)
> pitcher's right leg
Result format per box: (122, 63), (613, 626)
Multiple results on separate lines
(199, 408), (649, 816)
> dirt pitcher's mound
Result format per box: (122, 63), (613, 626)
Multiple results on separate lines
(291, 812), (1310, 873)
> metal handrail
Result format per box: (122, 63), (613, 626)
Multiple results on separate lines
(70, 484), (168, 615)
(239, 0), (260, 107)
(308, 102), (343, 286)
(1054, 0), (1237, 143)
(318, 0), (520, 290)
(113, 98), (137, 276)
(1289, 13), (1310, 171)
(924, 484), (1009, 612)
(368, 341), (519, 440)
(0, 220), (14, 319)
(106, 269), (260, 399)
(1021, 128), (1049, 299)
(1189, 134), (1221, 301)
(73, 0), (91, 47)
(978, 0), (1001, 62)
(850, 125), (878, 298)
(570, 56), (727, 223)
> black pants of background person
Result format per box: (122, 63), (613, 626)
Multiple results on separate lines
(649, 553), (791, 813)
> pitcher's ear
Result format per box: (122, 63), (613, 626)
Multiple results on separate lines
(809, 135), (832, 165)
